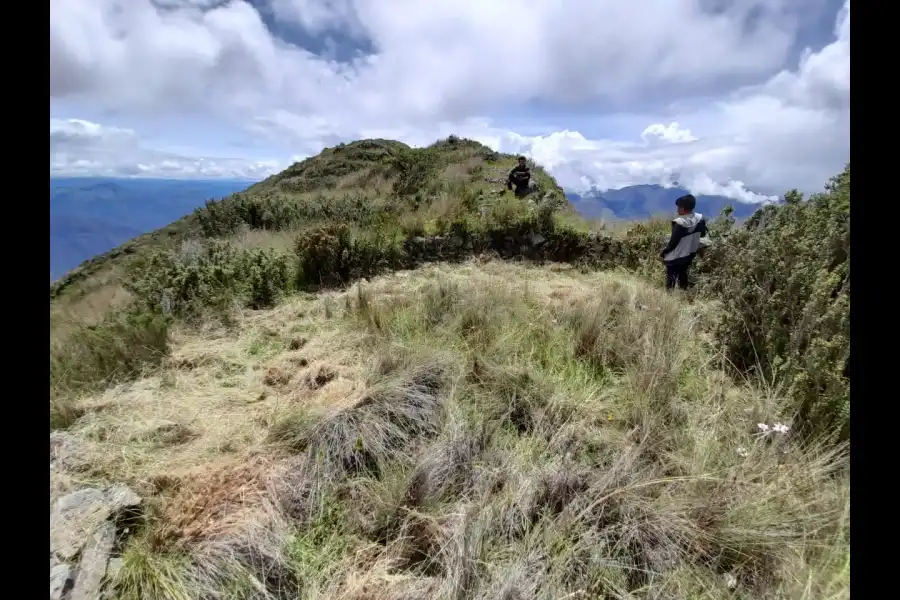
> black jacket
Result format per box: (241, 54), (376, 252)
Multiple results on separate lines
(508, 165), (531, 187)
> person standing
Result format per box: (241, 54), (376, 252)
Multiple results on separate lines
(659, 194), (709, 290)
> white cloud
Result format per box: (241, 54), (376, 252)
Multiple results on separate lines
(641, 123), (698, 145)
(49, 0), (850, 202)
(50, 118), (281, 179)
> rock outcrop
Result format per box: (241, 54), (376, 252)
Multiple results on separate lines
(49, 484), (141, 600)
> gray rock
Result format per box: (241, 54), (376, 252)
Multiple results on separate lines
(105, 484), (141, 513)
(70, 520), (116, 600)
(50, 563), (73, 600)
(529, 233), (546, 246)
(50, 485), (141, 562)
(50, 431), (90, 472)
(50, 488), (112, 561)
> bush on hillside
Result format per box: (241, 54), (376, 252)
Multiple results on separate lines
(195, 192), (382, 236)
(294, 224), (354, 288)
(701, 165), (850, 440)
(195, 196), (244, 236)
(391, 147), (441, 197)
(294, 225), (411, 289)
(244, 248), (294, 310)
(127, 240), (293, 317)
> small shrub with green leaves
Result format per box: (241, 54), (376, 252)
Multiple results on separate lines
(127, 239), (294, 317)
(701, 164), (850, 439)
(294, 225), (412, 288)
(347, 230), (409, 280)
(294, 225), (354, 288)
(391, 147), (441, 197)
(245, 249), (293, 310)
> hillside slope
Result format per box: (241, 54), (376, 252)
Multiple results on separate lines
(49, 138), (849, 600)
(49, 137), (576, 322)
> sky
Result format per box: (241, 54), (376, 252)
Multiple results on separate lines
(50, 0), (850, 203)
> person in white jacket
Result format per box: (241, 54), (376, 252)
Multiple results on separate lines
(658, 194), (709, 290)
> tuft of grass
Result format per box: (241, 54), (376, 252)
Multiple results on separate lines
(50, 306), (170, 429)
(114, 537), (193, 600)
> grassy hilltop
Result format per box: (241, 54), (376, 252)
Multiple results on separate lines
(49, 137), (850, 600)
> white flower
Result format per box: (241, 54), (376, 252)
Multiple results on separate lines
(737, 446), (749, 457)
(724, 573), (738, 589)
(757, 423), (770, 433)
(773, 422), (790, 434)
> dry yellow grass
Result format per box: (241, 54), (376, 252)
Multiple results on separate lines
(52, 262), (627, 492)
(50, 268), (133, 333)
(232, 227), (298, 253)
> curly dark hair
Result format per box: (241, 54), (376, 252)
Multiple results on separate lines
(675, 194), (696, 211)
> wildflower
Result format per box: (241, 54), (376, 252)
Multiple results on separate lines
(736, 446), (748, 457)
(724, 573), (738, 589)
(757, 423), (770, 433)
(772, 422), (790, 434)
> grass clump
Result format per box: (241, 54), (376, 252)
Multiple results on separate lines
(50, 305), (169, 428)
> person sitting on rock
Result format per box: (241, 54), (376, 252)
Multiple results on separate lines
(507, 156), (532, 197)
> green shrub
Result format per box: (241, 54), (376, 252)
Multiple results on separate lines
(128, 240), (294, 317)
(50, 306), (170, 401)
(245, 249), (293, 310)
(127, 240), (242, 316)
(701, 165), (850, 439)
(480, 149), (500, 162)
(294, 225), (354, 288)
(195, 197), (243, 236)
(294, 225), (410, 288)
(621, 219), (671, 261)
(347, 230), (409, 279)
(391, 148), (441, 197)
(195, 191), (386, 237)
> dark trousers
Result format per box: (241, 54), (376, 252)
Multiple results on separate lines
(665, 261), (690, 290)
(508, 181), (530, 197)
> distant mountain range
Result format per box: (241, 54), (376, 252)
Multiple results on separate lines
(50, 177), (253, 280)
(566, 184), (771, 221)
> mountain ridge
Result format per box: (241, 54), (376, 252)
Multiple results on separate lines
(566, 183), (771, 221)
(50, 174), (770, 282)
